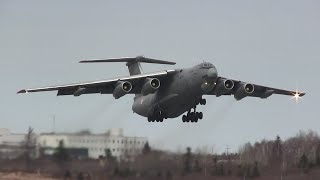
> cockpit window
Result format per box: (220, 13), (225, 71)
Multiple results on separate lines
(201, 62), (213, 68)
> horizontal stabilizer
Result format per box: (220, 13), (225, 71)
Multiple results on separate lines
(79, 56), (176, 65)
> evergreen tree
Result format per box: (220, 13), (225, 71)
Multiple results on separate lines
(252, 161), (260, 177)
(105, 148), (116, 163)
(316, 142), (320, 166)
(142, 141), (151, 154)
(183, 147), (192, 173)
(219, 164), (224, 176)
(22, 127), (35, 171)
(105, 148), (112, 160)
(270, 135), (283, 167)
(53, 140), (69, 162)
(299, 153), (309, 173)
(273, 136), (283, 159)
(212, 155), (218, 166)
(194, 159), (202, 172)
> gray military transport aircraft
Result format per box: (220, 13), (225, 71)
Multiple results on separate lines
(18, 56), (305, 123)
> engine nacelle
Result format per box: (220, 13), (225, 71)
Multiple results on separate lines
(214, 79), (234, 97)
(113, 81), (132, 99)
(234, 83), (254, 100)
(141, 78), (160, 95)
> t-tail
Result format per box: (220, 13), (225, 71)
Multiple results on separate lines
(79, 56), (176, 75)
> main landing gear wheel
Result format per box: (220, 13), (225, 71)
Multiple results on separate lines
(182, 107), (203, 123)
(156, 118), (164, 122)
(148, 117), (164, 122)
(148, 111), (164, 123)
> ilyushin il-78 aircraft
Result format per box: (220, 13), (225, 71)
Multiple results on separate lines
(18, 56), (305, 123)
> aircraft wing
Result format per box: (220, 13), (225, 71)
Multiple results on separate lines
(17, 70), (176, 96)
(206, 77), (305, 100)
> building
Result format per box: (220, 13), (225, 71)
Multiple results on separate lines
(38, 128), (148, 160)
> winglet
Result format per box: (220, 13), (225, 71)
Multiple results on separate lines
(299, 92), (306, 97)
(17, 89), (27, 94)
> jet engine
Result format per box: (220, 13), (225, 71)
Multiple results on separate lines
(214, 79), (234, 97)
(141, 78), (160, 95)
(234, 83), (254, 100)
(113, 81), (132, 99)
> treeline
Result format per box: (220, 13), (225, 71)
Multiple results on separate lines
(99, 130), (320, 179)
(239, 130), (320, 176)
(1, 130), (320, 180)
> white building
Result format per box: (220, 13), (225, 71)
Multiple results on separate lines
(38, 128), (148, 160)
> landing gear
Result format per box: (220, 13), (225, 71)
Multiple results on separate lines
(182, 106), (203, 123)
(148, 111), (164, 123)
(199, 98), (206, 105)
(148, 117), (164, 122)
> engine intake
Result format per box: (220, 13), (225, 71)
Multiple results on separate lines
(113, 81), (132, 99)
(141, 78), (160, 95)
(234, 83), (254, 100)
(214, 79), (234, 97)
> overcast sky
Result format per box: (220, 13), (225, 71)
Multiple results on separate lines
(1, 0), (319, 153)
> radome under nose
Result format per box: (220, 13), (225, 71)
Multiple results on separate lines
(207, 67), (218, 80)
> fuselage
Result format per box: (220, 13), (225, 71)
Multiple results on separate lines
(132, 62), (217, 119)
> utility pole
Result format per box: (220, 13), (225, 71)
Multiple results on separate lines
(226, 145), (230, 160)
(52, 115), (55, 133)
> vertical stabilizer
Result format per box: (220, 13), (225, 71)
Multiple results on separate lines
(126, 61), (143, 75)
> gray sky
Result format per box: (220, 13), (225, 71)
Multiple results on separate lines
(1, 0), (319, 153)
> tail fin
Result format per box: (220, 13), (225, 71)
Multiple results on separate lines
(80, 56), (176, 75)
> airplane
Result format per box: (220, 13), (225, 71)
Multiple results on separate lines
(18, 56), (305, 123)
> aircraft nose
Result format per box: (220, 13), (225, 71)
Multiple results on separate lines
(207, 67), (218, 79)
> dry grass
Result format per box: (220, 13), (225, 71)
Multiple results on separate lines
(0, 172), (58, 180)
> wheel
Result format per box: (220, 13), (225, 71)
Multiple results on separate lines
(189, 112), (194, 122)
(191, 115), (198, 122)
(198, 112), (203, 119)
(191, 112), (196, 122)
(200, 99), (206, 105)
(182, 115), (187, 122)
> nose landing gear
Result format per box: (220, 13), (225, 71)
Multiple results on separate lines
(199, 98), (206, 105)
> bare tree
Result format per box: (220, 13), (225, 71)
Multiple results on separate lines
(22, 126), (36, 171)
